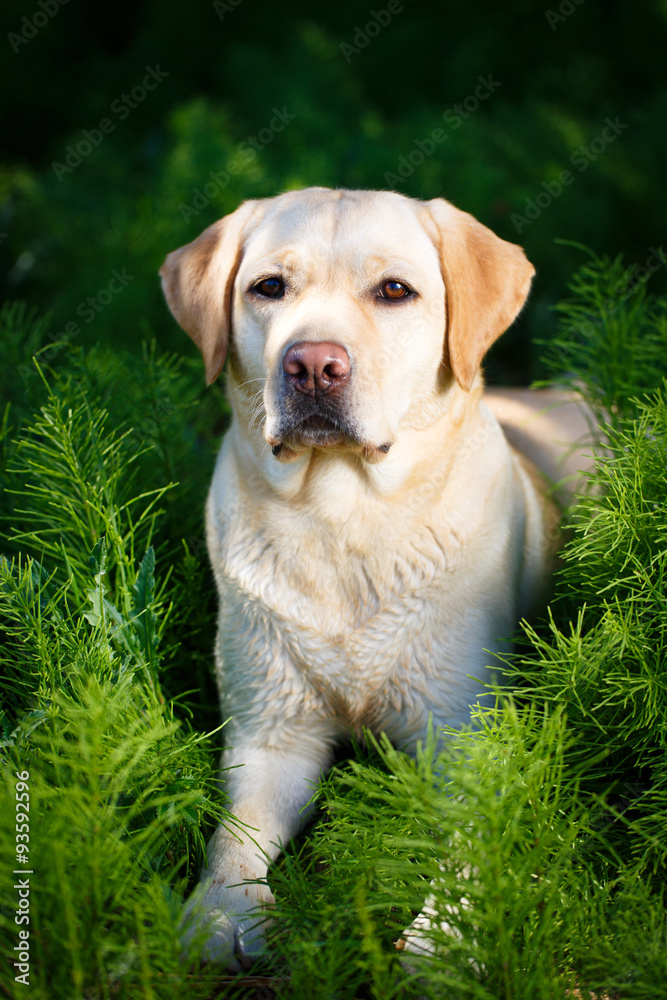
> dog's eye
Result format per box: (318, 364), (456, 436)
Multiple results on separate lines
(254, 277), (285, 298)
(379, 280), (412, 300)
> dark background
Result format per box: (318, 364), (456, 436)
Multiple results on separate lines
(1, 0), (666, 383)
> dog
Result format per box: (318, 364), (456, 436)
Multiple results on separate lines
(159, 186), (591, 969)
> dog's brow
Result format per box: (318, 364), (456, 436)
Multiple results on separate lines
(247, 260), (289, 275)
(364, 254), (416, 269)
(360, 254), (424, 284)
(248, 247), (301, 271)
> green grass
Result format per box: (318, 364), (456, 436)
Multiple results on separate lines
(1, 254), (667, 997)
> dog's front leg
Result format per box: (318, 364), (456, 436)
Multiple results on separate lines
(183, 738), (331, 969)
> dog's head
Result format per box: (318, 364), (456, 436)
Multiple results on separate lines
(160, 187), (534, 463)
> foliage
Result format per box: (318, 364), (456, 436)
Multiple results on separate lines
(268, 709), (597, 1000)
(538, 247), (667, 429)
(0, 330), (228, 998)
(507, 261), (667, 881)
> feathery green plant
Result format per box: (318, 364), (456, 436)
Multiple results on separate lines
(537, 246), (667, 429)
(508, 254), (667, 882)
(0, 334), (230, 998)
(268, 707), (599, 1000)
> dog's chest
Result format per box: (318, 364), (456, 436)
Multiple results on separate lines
(210, 492), (500, 727)
(218, 486), (460, 627)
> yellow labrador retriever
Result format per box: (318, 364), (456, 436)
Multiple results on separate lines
(160, 187), (590, 968)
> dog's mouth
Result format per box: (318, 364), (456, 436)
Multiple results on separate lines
(289, 413), (351, 447)
(269, 411), (357, 456)
(267, 388), (393, 464)
(268, 413), (392, 464)
(268, 402), (391, 463)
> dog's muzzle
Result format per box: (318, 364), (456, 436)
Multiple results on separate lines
(268, 340), (392, 463)
(271, 340), (356, 451)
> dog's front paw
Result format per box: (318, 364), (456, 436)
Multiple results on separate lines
(397, 884), (481, 977)
(397, 894), (464, 963)
(181, 878), (274, 971)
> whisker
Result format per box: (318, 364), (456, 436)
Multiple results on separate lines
(249, 398), (267, 431)
(246, 388), (264, 409)
(232, 378), (266, 393)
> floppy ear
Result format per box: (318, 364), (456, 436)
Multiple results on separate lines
(424, 198), (535, 391)
(159, 200), (259, 384)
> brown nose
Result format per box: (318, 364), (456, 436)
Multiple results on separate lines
(283, 341), (351, 395)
